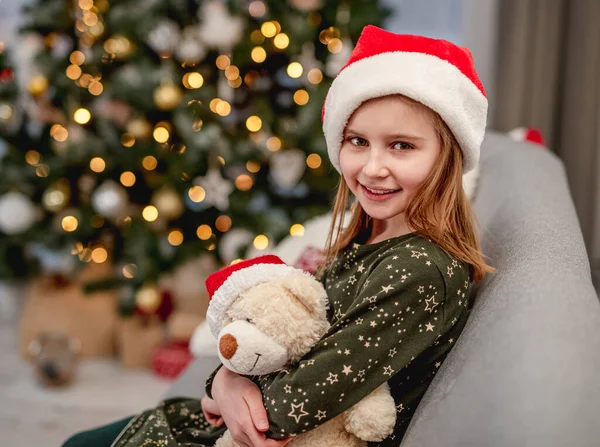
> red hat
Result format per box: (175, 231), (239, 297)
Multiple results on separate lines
(322, 25), (488, 174)
(205, 255), (297, 336)
(508, 127), (546, 147)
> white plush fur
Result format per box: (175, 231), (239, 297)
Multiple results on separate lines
(323, 51), (488, 174)
(213, 270), (397, 447)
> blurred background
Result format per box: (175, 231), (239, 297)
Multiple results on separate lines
(0, 0), (598, 444)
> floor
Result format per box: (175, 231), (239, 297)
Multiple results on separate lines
(0, 287), (171, 446)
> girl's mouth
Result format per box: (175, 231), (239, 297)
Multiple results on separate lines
(360, 184), (402, 201)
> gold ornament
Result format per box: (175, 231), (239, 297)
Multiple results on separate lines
(28, 75), (49, 96)
(151, 187), (184, 220)
(136, 284), (161, 313)
(154, 83), (182, 110)
(127, 119), (152, 139)
(42, 179), (71, 212)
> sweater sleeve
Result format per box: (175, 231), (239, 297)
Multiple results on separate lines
(256, 252), (461, 440)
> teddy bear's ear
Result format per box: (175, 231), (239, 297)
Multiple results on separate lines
(278, 270), (329, 320)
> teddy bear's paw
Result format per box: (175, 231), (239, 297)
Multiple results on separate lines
(342, 385), (397, 442)
(215, 430), (239, 447)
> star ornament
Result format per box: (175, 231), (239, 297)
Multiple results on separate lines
(194, 168), (234, 211)
(288, 402), (309, 423)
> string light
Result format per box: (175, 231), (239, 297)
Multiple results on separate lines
(306, 153), (322, 169)
(215, 215), (232, 232)
(196, 224), (212, 240)
(307, 68), (323, 84)
(120, 171), (136, 187)
(293, 89), (309, 105)
(290, 224), (305, 237)
(246, 160), (260, 173)
(183, 72), (204, 89)
(266, 136), (282, 152)
(216, 55), (230, 70)
(121, 133), (135, 147)
(327, 38), (343, 53)
(36, 165), (50, 177)
(142, 205), (159, 222)
(90, 157), (106, 172)
(122, 264), (137, 279)
(74, 107), (91, 124)
(215, 101), (231, 116)
(66, 65), (82, 80)
(25, 150), (41, 165)
(287, 62), (303, 78)
(273, 33), (290, 49)
(261, 22), (277, 38)
(88, 80), (103, 95)
(224, 65), (239, 80)
(153, 126), (170, 143)
(62, 216), (79, 232)
(188, 186), (206, 202)
(168, 230), (184, 246)
(248, 1), (266, 17)
(50, 124), (69, 142)
(246, 115), (262, 132)
(91, 247), (108, 263)
(142, 155), (158, 170)
(235, 174), (253, 191)
(70, 51), (86, 65)
(253, 235), (269, 250)
(251, 47), (266, 63)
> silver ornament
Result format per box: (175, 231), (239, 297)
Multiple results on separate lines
(91, 180), (129, 219)
(0, 192), (39, 235)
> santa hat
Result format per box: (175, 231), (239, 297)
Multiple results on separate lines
(322, 25), (488, 174)
(508, 127), (546, 146)
(205, 255), (297, 336)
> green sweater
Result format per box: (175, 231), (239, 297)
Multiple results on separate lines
(208, 230), (472, 445)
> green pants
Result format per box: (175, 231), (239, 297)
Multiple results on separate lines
(62, 416), (134, 447)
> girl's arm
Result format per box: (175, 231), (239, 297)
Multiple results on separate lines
(208, 252), (469, 440)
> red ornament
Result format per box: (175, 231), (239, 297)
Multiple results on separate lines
(151, 341), (193, 380)
(293, 245), (326, 274)
(0, 68), (15, 83)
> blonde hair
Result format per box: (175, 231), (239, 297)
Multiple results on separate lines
(315, 95), (494, 285)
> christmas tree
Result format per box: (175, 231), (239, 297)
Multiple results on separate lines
(0, 0), (390, 313)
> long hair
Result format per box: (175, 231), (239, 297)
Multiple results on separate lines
(315, 95), (494, 285)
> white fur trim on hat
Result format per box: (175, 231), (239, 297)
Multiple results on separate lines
(206, 263), (297, 337)
(323, 51), (488, 174)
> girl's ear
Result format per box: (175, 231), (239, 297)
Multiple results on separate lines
(278, 271), (329, 320)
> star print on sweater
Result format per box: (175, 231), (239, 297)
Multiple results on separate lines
(206, 230), (472, 445)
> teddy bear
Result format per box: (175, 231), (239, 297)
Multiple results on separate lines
(203, 254), (397, 447)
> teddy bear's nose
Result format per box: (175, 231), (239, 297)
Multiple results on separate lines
(219, 333), (238, 360)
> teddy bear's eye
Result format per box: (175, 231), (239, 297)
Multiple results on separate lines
(244, 318), (253, 324)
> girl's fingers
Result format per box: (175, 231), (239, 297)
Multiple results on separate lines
(244, 388), (270, 432)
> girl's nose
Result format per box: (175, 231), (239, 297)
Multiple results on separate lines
(363, 150), (388, 178)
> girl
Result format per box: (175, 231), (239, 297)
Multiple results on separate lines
(64, 25), (493, 447)
(202, 25), (493, 447)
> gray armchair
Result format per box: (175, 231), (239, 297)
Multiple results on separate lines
(165, 131), (600, 446)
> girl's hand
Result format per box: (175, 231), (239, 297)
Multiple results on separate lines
(212, 367), (291, 447)
(201, 395), (224, 427)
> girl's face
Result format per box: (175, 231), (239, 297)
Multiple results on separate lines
(339, 96), (441, 235)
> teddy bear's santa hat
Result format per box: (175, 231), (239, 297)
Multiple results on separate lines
(321, 25), (488, 175)
(205, 255), (298, 336)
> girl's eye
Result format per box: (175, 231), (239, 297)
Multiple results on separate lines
(393, 141), (414, 151)
(349, 137), (368, 147)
